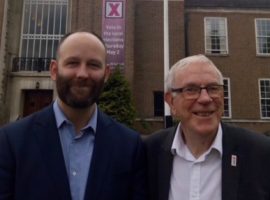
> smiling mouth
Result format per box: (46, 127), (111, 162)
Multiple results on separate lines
(71, 86), (90, 93)
(193, 112), (214, 117)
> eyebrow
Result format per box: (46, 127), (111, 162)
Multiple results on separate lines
(181, 82), (221, 87)
(63, 56), (80, 61)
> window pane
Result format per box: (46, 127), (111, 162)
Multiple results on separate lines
(48, 4), (55, 34)
(223, 78), (231, 118)
(23, 3), (30, 34)
(53, 40), (59, 58)
(40, 40), (47, 57)
(21, 39), (27, 57)
(260, 79), (270, 118)
(154, 91), (164, 116)
(61, 5), (67, 34)
(47, 40), (53, 58)
(55, 5), (61, 34)
(36, 4), (42, 34)
(42, 4), (49, 34)
(34, 40), (40, 57)
(27, 39), (34, 57)
(29, 4), (36, 34)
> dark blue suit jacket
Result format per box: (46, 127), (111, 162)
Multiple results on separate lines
(0, 105), (147, 200)
(145, 123), (270, 200)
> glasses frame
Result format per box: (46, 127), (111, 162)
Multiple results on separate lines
(170, 84), (224, 100)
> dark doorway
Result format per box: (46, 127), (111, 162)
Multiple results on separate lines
(23, 90), (53, 117)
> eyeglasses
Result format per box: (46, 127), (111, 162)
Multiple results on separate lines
(171, 84), (224, 100)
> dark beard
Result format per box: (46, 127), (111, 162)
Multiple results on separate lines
(56, 73), (105, 109)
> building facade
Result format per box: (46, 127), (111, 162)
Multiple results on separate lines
(0, 0), (270, 134)
(185, 0), (270, 133)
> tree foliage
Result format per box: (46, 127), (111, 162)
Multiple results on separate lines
(99, 67), (136, 127)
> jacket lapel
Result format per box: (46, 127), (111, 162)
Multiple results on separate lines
(221, 123), (240, 200)
(84, 110), (114, 200)
(158, 127), (176, 200)
(33, 106), (72, 200)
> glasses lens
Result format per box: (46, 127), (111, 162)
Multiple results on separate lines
(183, 86), (200, 99)
(207, 85), (223, 98)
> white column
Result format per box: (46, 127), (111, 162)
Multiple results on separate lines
(164, 0), (172, 128)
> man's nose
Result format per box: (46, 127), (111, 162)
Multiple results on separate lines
(197, 88), (212, 102)
(77, 64), (88, 78)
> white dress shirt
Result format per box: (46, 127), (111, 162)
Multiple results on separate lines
(169, 123), (223, 200)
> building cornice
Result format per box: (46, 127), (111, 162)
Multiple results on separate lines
(10, 71), (50, 78)
(185, 8), (270, 14)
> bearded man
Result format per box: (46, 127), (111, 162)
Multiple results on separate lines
(0, 31), (147, 200)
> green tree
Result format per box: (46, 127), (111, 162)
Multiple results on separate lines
(99, 67), (136, 127)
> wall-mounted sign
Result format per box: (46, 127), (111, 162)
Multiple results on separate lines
(102, 0), (126, 69)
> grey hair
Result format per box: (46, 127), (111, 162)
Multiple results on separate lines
(165, 54), (224, 92)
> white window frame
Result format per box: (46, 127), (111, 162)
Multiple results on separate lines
(255, 18), (270, 56)
(204, 17), (229, 55)
(259, 79), (270, 119)
(222, 78), (231, 118)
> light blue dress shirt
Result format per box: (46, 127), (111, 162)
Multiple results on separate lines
(53, 100), (97, 200)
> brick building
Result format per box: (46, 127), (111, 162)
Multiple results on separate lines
(0, 0), (270, 134)
(185, 0), (270, 133)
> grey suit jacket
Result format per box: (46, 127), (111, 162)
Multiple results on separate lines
(145, 123), (270, 200)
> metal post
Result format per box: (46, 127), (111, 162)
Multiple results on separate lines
(164, 0), (173, 128)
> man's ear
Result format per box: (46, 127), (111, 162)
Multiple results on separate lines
(165, 92), (173, 107)
(50, 60), (58, 81)
(165, 92), (176, 116)
(104, 65), (111, 83)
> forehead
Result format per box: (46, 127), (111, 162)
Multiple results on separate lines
(174, 61), (220, 86)
(58, 33), (106, 59)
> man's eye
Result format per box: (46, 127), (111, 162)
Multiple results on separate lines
(67, 61), (79, 66)
(208, 86), (219, 91)
(88, 62), (102, 68)
(185, 87), (198, 92)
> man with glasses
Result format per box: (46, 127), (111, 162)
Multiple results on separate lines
(145, 54), (270, 200)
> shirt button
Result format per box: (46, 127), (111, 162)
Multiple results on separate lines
(72, 171), (77, 176)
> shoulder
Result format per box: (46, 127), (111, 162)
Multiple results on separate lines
(144, 126), (176, 148)
(0, 105), (54, 139)
(145, 127), (174, 141)
(97, 108), (140, 139)
(96, 110), (145, 157)
(222, 123), (270, 150)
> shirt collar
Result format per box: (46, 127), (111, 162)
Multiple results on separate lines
(53, 100), (98, 133)
(171, 123), (223, 160)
